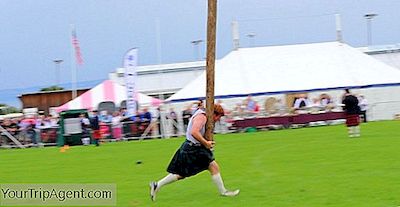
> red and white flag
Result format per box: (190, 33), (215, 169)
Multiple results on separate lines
(71, 27), (84, 65)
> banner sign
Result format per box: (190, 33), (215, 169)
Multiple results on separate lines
(123, 48), (138, 117)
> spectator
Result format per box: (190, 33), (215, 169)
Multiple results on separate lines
(192, 99), (204, 114)
(292, 94), (311, 114)
(168, 108), (178, 136)
(140, 107), (152, 123)
(342, 89), (361, 137)
(119, 108), (128, 117)
(358, 95), (368, 122)
(90, 110), (101, 146)
(1, 119), (19, 145)
(319, 93), (332, 107)
(215, 100), (228, 133)
(111, 111), (123, 140)
(139, 107), (153, 136)
(99, 110), (112, 123)
(245, 95), (256, 111)
(156, 107), (162, 137)
(293, 94), (311, 109)
(128, 109), (140, 122)
(19, 116), (36, 144)
(182, 105), (192, 132)
(232, 103), (245, 117)
(26, 123), (37, 145)
(49, 114), (59, 127)
(278, 99), (289, 115)
(80, 113), (91, 145)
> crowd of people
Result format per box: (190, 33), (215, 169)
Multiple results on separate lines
(1, 91), (370, 146)
(0, 113), (59, 146)
(224, 93), (368, 119)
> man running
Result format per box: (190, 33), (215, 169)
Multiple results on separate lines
(150, 104), (239, 201)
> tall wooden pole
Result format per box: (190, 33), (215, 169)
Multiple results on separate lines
(205, 0), (217, 141)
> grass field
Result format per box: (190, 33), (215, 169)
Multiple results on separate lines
(1, 121), (400, 207)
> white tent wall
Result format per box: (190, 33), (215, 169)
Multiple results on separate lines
(168, 86), (400, 127)
(355, 87), (400, 120)
(167, 42), (400, 121)
(307, 87), (400, 121)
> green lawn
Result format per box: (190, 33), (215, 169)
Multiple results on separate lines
(1, 121), (400, 207)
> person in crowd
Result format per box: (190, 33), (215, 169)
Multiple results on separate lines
(80, 113), (91, 145)
(293, 94), (311, 109)
(156, 107), (162, 137)
(232, 102), (245, 117)
(99, 110), (112, 123)
(138, 107), (153, 136)
(48, 114), (59, 127)
(128, 109), (143, 136)
(275, 98), (288, 115)
(41, 116), (53, 128)
(168, 108), (178, 136)
(319, 93), (332, 108)
(215, 100), (229, 133)
(342, 89), (361, 137)
(192, 99), (204, 114)
(119, 108), (128, 117)
(358, 95), (368, 123)
(245, 95), (256, 112)
(149, 104), (239, 201)
(89, 110), (101, 146)
(0, 119), (19, 145)
(182, 104), (193, 132)
(128, 109), (140, 122)
(140, 107), (152, 123)
(18, 115), (36, 144)
(111, 111), (123, 140)
(293, 94), (311, 114)
(309, 98), (322, 113)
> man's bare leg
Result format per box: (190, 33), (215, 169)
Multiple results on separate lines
(208, 161), (240, 197)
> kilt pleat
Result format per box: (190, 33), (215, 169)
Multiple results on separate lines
(167, 141), (214, 177)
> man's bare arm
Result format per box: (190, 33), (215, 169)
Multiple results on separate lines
(191, 114), (214, 149)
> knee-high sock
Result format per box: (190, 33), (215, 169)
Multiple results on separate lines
(157, 174), (178, 190)
(354, 126), (360, 136)
(211, 173), (227, 194)
(348, 127), (354, 136)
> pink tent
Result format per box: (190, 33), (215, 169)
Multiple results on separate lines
(55, 80), (162, 112)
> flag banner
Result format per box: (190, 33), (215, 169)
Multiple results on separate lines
(123, 48), (138, 117)
(71, 27), (84, 65)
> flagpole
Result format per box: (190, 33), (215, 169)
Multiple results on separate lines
(70, 24), (78, 99)
(72, 58), (78, 99)
(155, 18), (168, 138)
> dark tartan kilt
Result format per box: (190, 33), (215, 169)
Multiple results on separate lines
(167, 141), (214, 177)
(346, 114), (360, 127)
(92, 130), (101, 139)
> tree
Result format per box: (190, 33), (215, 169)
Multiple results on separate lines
(0, 104), (21, 115)
(40, 85), (64, 92)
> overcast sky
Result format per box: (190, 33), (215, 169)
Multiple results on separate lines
(0, 0), (399, 92)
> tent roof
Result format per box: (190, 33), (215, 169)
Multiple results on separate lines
(167, 41), (400, 102)
(55, 80), (162, 112)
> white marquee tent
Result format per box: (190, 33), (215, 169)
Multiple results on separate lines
(167, 42), (400, 103)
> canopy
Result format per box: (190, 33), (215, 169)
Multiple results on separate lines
(167, 42), (400, 102)
(56, 80), (162, 112)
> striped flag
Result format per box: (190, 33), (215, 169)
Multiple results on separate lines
(71, 27), (84, 65)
